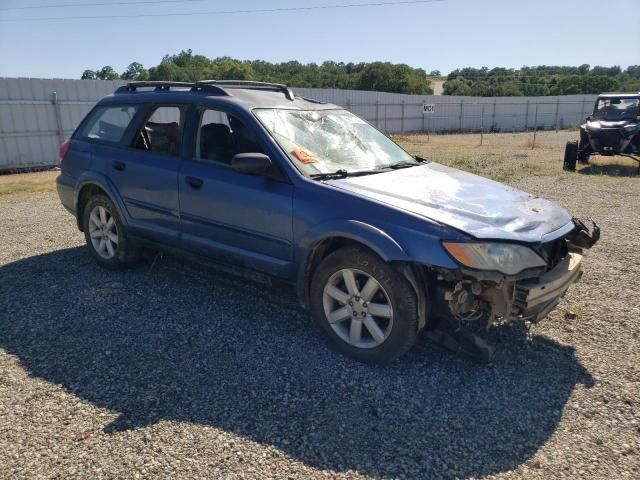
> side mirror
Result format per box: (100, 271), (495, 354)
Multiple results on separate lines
(586, 115), (595, 122)
(232, 153), (272, 176)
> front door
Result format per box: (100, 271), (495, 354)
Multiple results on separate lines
(178, 108), (294, 278)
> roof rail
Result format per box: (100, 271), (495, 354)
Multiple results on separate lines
(115, 79), (296, 100)
(300, 96), (326, 105)
(598, 91), (640, 96)
(115, 81), (194, 93)
(115, 81), (229, 96)
(197, 80), (295, 101)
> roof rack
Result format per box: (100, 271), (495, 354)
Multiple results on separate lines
(598, 92), (640, 96)
(115, 81), (229, 96)
(197, 80), (295, 100)
(115, 81), (194, 93)
(300, 96), (327, 105)
(115, 80), (296, 101)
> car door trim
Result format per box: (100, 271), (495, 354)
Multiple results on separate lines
(180, 211), (292, 246)
(124, 197), (180, 218)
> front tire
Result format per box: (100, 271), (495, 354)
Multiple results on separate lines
(310, 246), (420, 363)
(563, 141), (578, 171)
(578, 132), (590, 164)
(83, 194), (138, 269)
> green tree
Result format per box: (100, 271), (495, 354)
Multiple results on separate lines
(211, 59), (254, 80)
(356, 62), (431, 94)
(443, 78), (472, 96)
(147, 62), (189, 81)
(443, 64), (638, 96)
(95, 66), (120, 80)
(81, 70), (96, 80)
(121, 62), (148, 80)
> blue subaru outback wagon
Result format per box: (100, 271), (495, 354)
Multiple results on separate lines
(57, 81), (600, 362)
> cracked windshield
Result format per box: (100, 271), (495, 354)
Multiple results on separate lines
(254, 109), (416, 176)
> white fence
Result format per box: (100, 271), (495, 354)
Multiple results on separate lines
(0, 77), (598, 171)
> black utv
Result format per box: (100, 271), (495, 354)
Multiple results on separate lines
(563, 92), (640, 171)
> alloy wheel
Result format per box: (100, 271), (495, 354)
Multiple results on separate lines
(88, 205), (118, 259)
(322, 268), (394, 349)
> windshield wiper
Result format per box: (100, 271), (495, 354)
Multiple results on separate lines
(381, 157), (428, 170)
(310, 168), (387, 180)
(387, 160), (420, 169)
(310, 169), (349, 180)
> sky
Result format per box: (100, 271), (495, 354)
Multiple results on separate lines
(0, 0), (638, 79)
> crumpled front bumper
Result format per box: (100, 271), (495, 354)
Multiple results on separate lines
(436, 218), (599, 326)
(513, 252), (583, 323)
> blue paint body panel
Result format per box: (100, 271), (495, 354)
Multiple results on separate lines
(57, 85), (576, 303)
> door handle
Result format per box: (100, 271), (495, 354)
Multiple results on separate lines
(113, 161), (126, 171)
(186, 176), (203, 189)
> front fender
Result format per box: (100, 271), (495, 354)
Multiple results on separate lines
(295, 219), (409, 303)
(299, 219), (410, 262)
(295, 217), (465, 305)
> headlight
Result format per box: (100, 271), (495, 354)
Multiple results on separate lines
(623, 123), (638, 133)
(443, 242), (546, 275)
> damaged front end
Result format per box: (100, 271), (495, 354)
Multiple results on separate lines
(440, 218), (599, 326)
(426, 219), (599, 360)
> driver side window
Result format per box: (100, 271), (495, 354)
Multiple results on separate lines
(196, 109), (265, 165)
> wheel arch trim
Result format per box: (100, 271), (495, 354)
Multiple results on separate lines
(296, 219), (411, 306)
(74, 173), (129, 231)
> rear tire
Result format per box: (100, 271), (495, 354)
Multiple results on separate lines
(83, 194), (138, 270)
(563, 141), (578, 172)
(309, 246), (420, 363)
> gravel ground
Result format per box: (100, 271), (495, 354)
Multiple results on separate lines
(1, 170), (639, 479)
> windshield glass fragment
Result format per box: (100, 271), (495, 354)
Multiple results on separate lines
(254, 109), (416, 176)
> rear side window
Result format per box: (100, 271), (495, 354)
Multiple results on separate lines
(133, 106), (185, 157)
(78, 105), (138, 144)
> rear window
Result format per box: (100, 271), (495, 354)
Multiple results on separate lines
(77, 105), (139, 144)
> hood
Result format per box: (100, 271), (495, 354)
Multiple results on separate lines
(327, 163), (573, 243)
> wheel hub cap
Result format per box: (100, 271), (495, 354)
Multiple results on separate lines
(348, 297), (368, 317)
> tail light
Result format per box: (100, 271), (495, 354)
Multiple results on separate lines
(59, 139), (71, 162)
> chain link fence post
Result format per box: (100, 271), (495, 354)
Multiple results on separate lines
(555, 97), (560, 133)
(51, 91), (65, 146)
(384, 103), (388, 133)
(480, 104), (485, 145)
(492, 98), (497, 132)
(429, 104), (433, 142)
(532, 103), (539, 149)
(401, 100), (405, 134)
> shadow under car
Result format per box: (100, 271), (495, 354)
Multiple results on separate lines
(0, 246), (594, 479)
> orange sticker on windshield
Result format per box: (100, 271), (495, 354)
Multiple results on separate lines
(291, 147), (317, 164)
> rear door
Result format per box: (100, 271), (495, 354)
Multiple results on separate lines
(178, 107), (294, 278)
(100, 104), (187, 244)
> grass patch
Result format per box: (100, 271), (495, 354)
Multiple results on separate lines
(395, 130), (577, 184)
(396, 129), (639, 183)
(0, 171), (58, 196)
